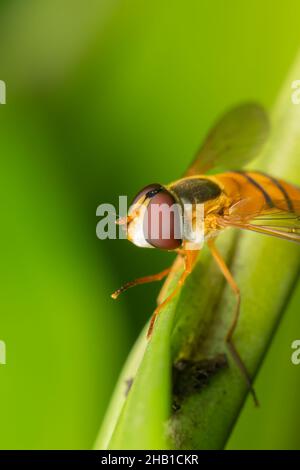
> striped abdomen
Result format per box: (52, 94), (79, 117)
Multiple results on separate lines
(215, 171), (300, 215)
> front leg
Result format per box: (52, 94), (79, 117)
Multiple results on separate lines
(111, 267), (171, 300)
(147, 249), (200, 338)
(156, 254), (184, 305)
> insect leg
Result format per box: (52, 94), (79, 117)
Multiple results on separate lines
(111, 267), (171, 300)
(147, 250), (199, 338)
(207, 239), (259, 406)
(156, 254), (184, 305)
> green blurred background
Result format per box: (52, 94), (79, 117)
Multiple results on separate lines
(0, 0), (300, 449)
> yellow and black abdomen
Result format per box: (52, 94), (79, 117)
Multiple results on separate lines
(215, 171), (300, 215)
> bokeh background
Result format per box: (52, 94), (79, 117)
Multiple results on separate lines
(1, 0), (300, 449)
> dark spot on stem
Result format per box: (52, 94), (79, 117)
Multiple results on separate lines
(172, 354), (228, 411)
(125, 377), (134, 397)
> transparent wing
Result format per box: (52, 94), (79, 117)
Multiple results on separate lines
(185, 103), (270, 176)
(221, 199), (300, 244)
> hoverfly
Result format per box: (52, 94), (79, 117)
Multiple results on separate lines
(112, 103), (300, 404)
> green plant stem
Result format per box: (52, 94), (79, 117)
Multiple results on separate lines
(94, 324), (148, 450)
(95, 52), (300, 450)
(106, 265), (183, 450)
(167, 52), (300, 449)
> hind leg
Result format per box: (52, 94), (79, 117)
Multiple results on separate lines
(208, 239), (259, 406)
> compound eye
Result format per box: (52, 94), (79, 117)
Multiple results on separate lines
(144, 190), (182, 250)
(131, 184), (162, 208)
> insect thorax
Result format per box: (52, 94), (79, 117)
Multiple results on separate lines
(167, 176), (226, 244)
(169, 176), (222, 206)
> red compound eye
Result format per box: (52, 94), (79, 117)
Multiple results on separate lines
(130, 184), (162, 208)
(144, 190), (182, 250)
